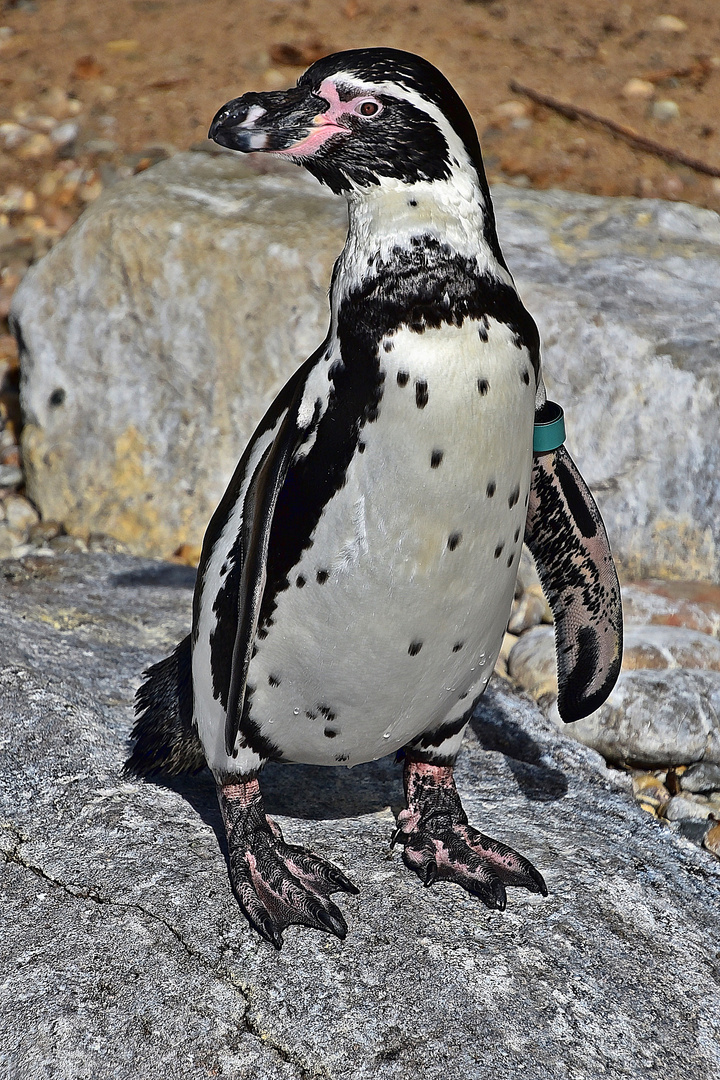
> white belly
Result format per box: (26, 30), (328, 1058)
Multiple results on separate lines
(245, 316), (535, 766)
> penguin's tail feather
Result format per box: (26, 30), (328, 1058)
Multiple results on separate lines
(123, 634), (206, 778)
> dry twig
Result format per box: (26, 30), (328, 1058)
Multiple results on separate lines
(509, 80), (720, 179)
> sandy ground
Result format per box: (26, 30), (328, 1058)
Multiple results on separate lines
(1, 0), (719, 206)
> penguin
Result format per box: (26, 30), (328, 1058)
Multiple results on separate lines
(125, 48), (623, 949)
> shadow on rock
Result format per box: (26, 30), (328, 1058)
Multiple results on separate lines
(152, 754), (404, 858)
(470, 700), (568, 803)
(111, 564), (197, 589)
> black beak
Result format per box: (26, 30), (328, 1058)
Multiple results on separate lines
(209, 86), (334, 154)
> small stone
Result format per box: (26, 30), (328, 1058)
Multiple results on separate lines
(3, 494), (39, 532)
(0, 464), (22, 488)
(663, 794), (716, 823)
(48, 534), (87, 553)
(704, 823), (720, 856)
(494, 101), (529, 121)
(632, 773), (671, 815)
(622, 626), (720, 672)
(681, 762), (720, 794)
(27, 520), (64, 545)
(653, 15), (687, 34)
(82, 139), (118, 155)
(16, 133), (54, 159)
(507, 625), (557, 699)
(494, 631), (519, 678)
(508, 585), (550, 634)
(650, 100), (680, 123)
(661, 176), (683, 199)
(0, 122), (30, 149)
(50, 122), (79, 148)
(622, 79), (655, 100)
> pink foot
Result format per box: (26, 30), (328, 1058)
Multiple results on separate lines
(219, 780), (358, 949)
(393, 760), (547, 910)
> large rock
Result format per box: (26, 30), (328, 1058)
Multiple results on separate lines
(12, 153), (347, 558)
(12, 153), (720, 574)
(509, 622), (720, 767)
(1, 552), (719, 1078)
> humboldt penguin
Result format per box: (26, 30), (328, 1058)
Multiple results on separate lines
(126, 48), (623, 949)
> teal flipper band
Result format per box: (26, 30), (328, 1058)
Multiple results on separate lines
(533, 401), (566, 453)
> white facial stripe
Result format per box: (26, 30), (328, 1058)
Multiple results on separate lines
(240, 103), (267, 127)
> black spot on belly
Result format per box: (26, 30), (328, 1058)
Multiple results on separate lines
(459, 690), (469, 700)
(494, 542), (504, 559)
(316, 569), (329, 584)
(306, 709), (317, 720)
(477, 315), (489, 342)
(486, 480), (496, 498)
(397, 371), (409, 387)
(447, 531), (462, 551)
(514, 527), (520, 543)
(335, 753), (349, 762)
(477, 378), (490, 396)
(453, 641), (464, 652)
(318, 704), (336, 721)
(324, 727), (338, 738)
(383, 340), (394, 352)
(296, 575), (306, 588)
(508, 485), (520, 508)
(415, 380), (428, 408)
(358, 441), (366, 453)
(522, 369), (530, 385)
(268, 674), (281, 687)
(506, 553), (514, 568)
(408, 198), (418, 207)
(430, 449), (443, 469)
(408, 640), (423, 656)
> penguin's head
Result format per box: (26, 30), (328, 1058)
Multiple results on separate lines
(209, 48), (487, 197)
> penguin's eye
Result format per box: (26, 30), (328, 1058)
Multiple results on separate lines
(354, 98), (382, 118)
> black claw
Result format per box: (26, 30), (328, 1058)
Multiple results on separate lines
(390, 827), (402, 848)
(314, 904), (348, 940)
(327, 866), (360, 895)
(492, 880), (507, 911)
(529, 867), (549, 897)
(423, 860), (438, 887)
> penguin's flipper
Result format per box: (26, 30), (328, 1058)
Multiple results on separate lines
(525, 445), (623, 723)
(124, 635), (206, 777)
(221, 388), (311, 758)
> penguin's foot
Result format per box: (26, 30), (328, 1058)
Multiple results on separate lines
(393, 759), (548, 910)
(218, 779), (359, 949)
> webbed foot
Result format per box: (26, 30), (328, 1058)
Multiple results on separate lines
(393, 759), (547, 910)
(219, 779), (359, 949)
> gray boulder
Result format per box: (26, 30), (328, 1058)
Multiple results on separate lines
(12, 152), (720, 576)
(1, 552), (719, 1078)
(509, 622), (720, 766)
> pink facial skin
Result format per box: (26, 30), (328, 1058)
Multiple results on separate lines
(273, 78), (382, 159)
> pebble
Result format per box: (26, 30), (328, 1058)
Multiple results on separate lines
(622, 625), (720, 672)
(681, 762), (720, 794)
(621, 581), (720, 637)
(632, 773), (670, 816)
(50, 122), (79, 148)
(704, 823), (720, 857)
(653, 15), (687, 34)
(508, 585), (550, 634)
(16, 132), (54, 159)
(650, 100), (680, 123)
(622, 79), (655, 100)
(507, 625), (557, 698)
(0, 463), (22, 487)
(3, 493), (39, 531)
(663, 794), (717, 823)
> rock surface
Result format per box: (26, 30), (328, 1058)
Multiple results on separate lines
(12, 152), (720, 575)
(1, 551), (720, 1079)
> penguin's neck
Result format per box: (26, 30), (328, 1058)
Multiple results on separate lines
(329, 174), (512, 332)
